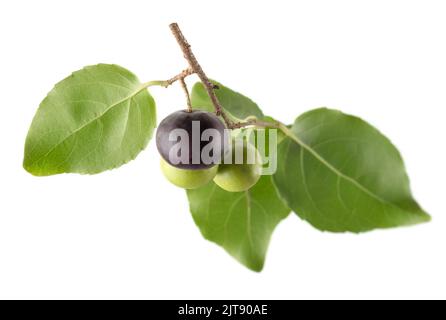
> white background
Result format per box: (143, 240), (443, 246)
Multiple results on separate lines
(0, 0), (445, 300)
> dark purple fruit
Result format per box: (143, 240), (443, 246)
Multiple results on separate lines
(156, 110), (227, 169)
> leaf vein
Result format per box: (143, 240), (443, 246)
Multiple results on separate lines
(27, 85), (147, 167)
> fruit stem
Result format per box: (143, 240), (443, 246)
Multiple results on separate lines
(179, 77), (193, 112)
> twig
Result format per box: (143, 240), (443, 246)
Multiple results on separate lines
(144, 69), (195, 89)
(166, 68), (194, 86)
(169, 23), (235, 128)
(168, 23), (284, 132)
(231, 119), (281, 129)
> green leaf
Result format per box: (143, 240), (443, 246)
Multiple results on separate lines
(24, 64), (156, 176)
(189, 82), (289, 271)
(191, 80), (264, 120)
(273, 108), (430, 233)
(187, 176), (290, 272)
(262, 116), (288, 145)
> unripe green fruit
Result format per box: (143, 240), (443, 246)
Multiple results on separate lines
(160, 158), (218, 189)
(213, 142), (262, 192)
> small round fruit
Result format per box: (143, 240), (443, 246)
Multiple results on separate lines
(213, 142), (262, 192)
(156, 110), (227, 170)
(160, 158), (218, 189)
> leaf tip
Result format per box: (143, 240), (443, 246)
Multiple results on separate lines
(420, 211), (432, 223)
(23, 162), (40, 176)
(23, 160), (50, 177)
(248, 263), (264, 273)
